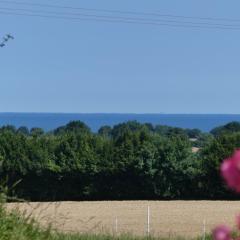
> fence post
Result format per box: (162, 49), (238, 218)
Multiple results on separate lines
(203, 219), (206, 240)
(115, 217), (118, 235)
(147, 205), (150, 236)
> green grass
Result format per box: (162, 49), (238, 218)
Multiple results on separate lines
(0, 201), (212, 240)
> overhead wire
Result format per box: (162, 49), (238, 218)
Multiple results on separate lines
(0, 0), (240, 23)
(1, 6), (240, 28)
(0, 0), (240, 30)
(2, 10), (240, 30)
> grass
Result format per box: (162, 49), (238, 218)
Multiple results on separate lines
(0, 189), (215, 240)
(7, 201), (237, 238)
(0, 200), (214, 240)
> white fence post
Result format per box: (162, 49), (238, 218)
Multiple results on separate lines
(147, 205), (150, 236)
(203, 219), (206, 240)
(115, 217), (118, 235)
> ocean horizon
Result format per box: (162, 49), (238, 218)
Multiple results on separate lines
(1, 113), (240, 132)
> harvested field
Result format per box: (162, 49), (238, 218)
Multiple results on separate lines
(6, 201), (240, 238)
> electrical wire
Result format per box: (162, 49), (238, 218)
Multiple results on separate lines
(1, 6), (240, 28)
(0, 0), (240, 30)
(0, 0), (240, 23)
(1, 10), (240, 30)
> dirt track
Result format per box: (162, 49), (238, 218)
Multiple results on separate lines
(6, 201), (240, 237)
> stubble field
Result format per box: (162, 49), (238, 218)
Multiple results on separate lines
(6, 201), (240, 238)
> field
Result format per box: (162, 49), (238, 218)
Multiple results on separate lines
(6, 201), (240, 238)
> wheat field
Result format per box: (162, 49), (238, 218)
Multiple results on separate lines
(6, 201), (240, 238)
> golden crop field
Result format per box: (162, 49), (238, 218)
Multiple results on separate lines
(6, 201), (240, 238)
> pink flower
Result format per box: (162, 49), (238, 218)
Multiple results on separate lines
(213, 225), (231, 240)
(221, 150), (240, 192)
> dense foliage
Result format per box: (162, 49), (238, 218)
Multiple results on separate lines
(211, 122), (240, 136)
(0, 120), (239, 201)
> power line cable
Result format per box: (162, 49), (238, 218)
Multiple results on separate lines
(1, 6), (240, 28)
(1, 10), (240, 30)
(0, 0), (240, 23)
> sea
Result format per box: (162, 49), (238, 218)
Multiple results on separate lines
(1, 113), (240, 132)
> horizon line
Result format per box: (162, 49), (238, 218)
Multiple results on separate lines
(1, 112), (240, 115)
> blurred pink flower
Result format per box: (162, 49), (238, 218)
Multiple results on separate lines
(221, 150), (240, 192)
(213, 225), (231, 240)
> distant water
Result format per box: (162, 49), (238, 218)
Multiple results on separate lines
(1, 113), (240, 132)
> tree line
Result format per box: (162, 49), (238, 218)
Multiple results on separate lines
(0, 120), (240, 201)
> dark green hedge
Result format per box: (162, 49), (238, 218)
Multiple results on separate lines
(0, 121), (239, 201)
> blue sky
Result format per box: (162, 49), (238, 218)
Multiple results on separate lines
(1, 0), (240, 113)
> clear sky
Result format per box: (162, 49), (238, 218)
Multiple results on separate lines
(1, 0), (240, 113)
